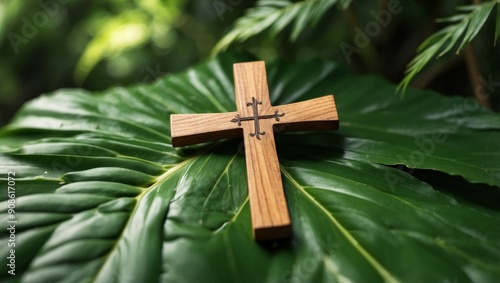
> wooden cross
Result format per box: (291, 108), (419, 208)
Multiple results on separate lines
(170, 61), (339, 241)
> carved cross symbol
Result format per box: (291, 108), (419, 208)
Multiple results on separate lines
(231, 97), (285, 140)
(170, 61), (339, 240)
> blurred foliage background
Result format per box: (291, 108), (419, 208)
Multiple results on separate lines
(1, 0), (499, 127)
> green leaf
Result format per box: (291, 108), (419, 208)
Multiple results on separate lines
(1, 54), (500, 282)
(73, 2), (185, 84)
(212, 0), (349, 54)
(400, 1), (498, 92)
(457, 2), (495, 51)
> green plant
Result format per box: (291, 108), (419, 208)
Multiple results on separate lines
(400, 0), (500, 91)
(73, 0), (185, 85)
(1, 54), (499, 282)
(213, 0), (500, 106)
(0, 0), (229, 126)
(212, 0), (352, 54)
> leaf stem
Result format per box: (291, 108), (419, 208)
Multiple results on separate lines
(464, 44), (491, 108)
(464, 0), (492, 109)
(410, 55), (463, 89)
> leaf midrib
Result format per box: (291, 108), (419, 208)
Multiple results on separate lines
(281, 166), (400, 283)
(90, 152), (199, 282)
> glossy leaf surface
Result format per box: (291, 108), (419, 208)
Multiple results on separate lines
(1, 54), (499, 283)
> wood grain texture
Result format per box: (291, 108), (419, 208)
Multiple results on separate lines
(233, 62), (291, 240)
(170, 112), (241, 147)
(276, 95), (339, 132)
(170, 61), (339, 241)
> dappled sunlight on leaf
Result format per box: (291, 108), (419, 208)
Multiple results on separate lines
(73, 0), (185, 85)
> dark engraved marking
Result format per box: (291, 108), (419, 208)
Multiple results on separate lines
(231, 97), (285, 140)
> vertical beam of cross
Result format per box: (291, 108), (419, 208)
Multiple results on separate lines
(170, 61), (339, 241)
(232, 62), (291, 239)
